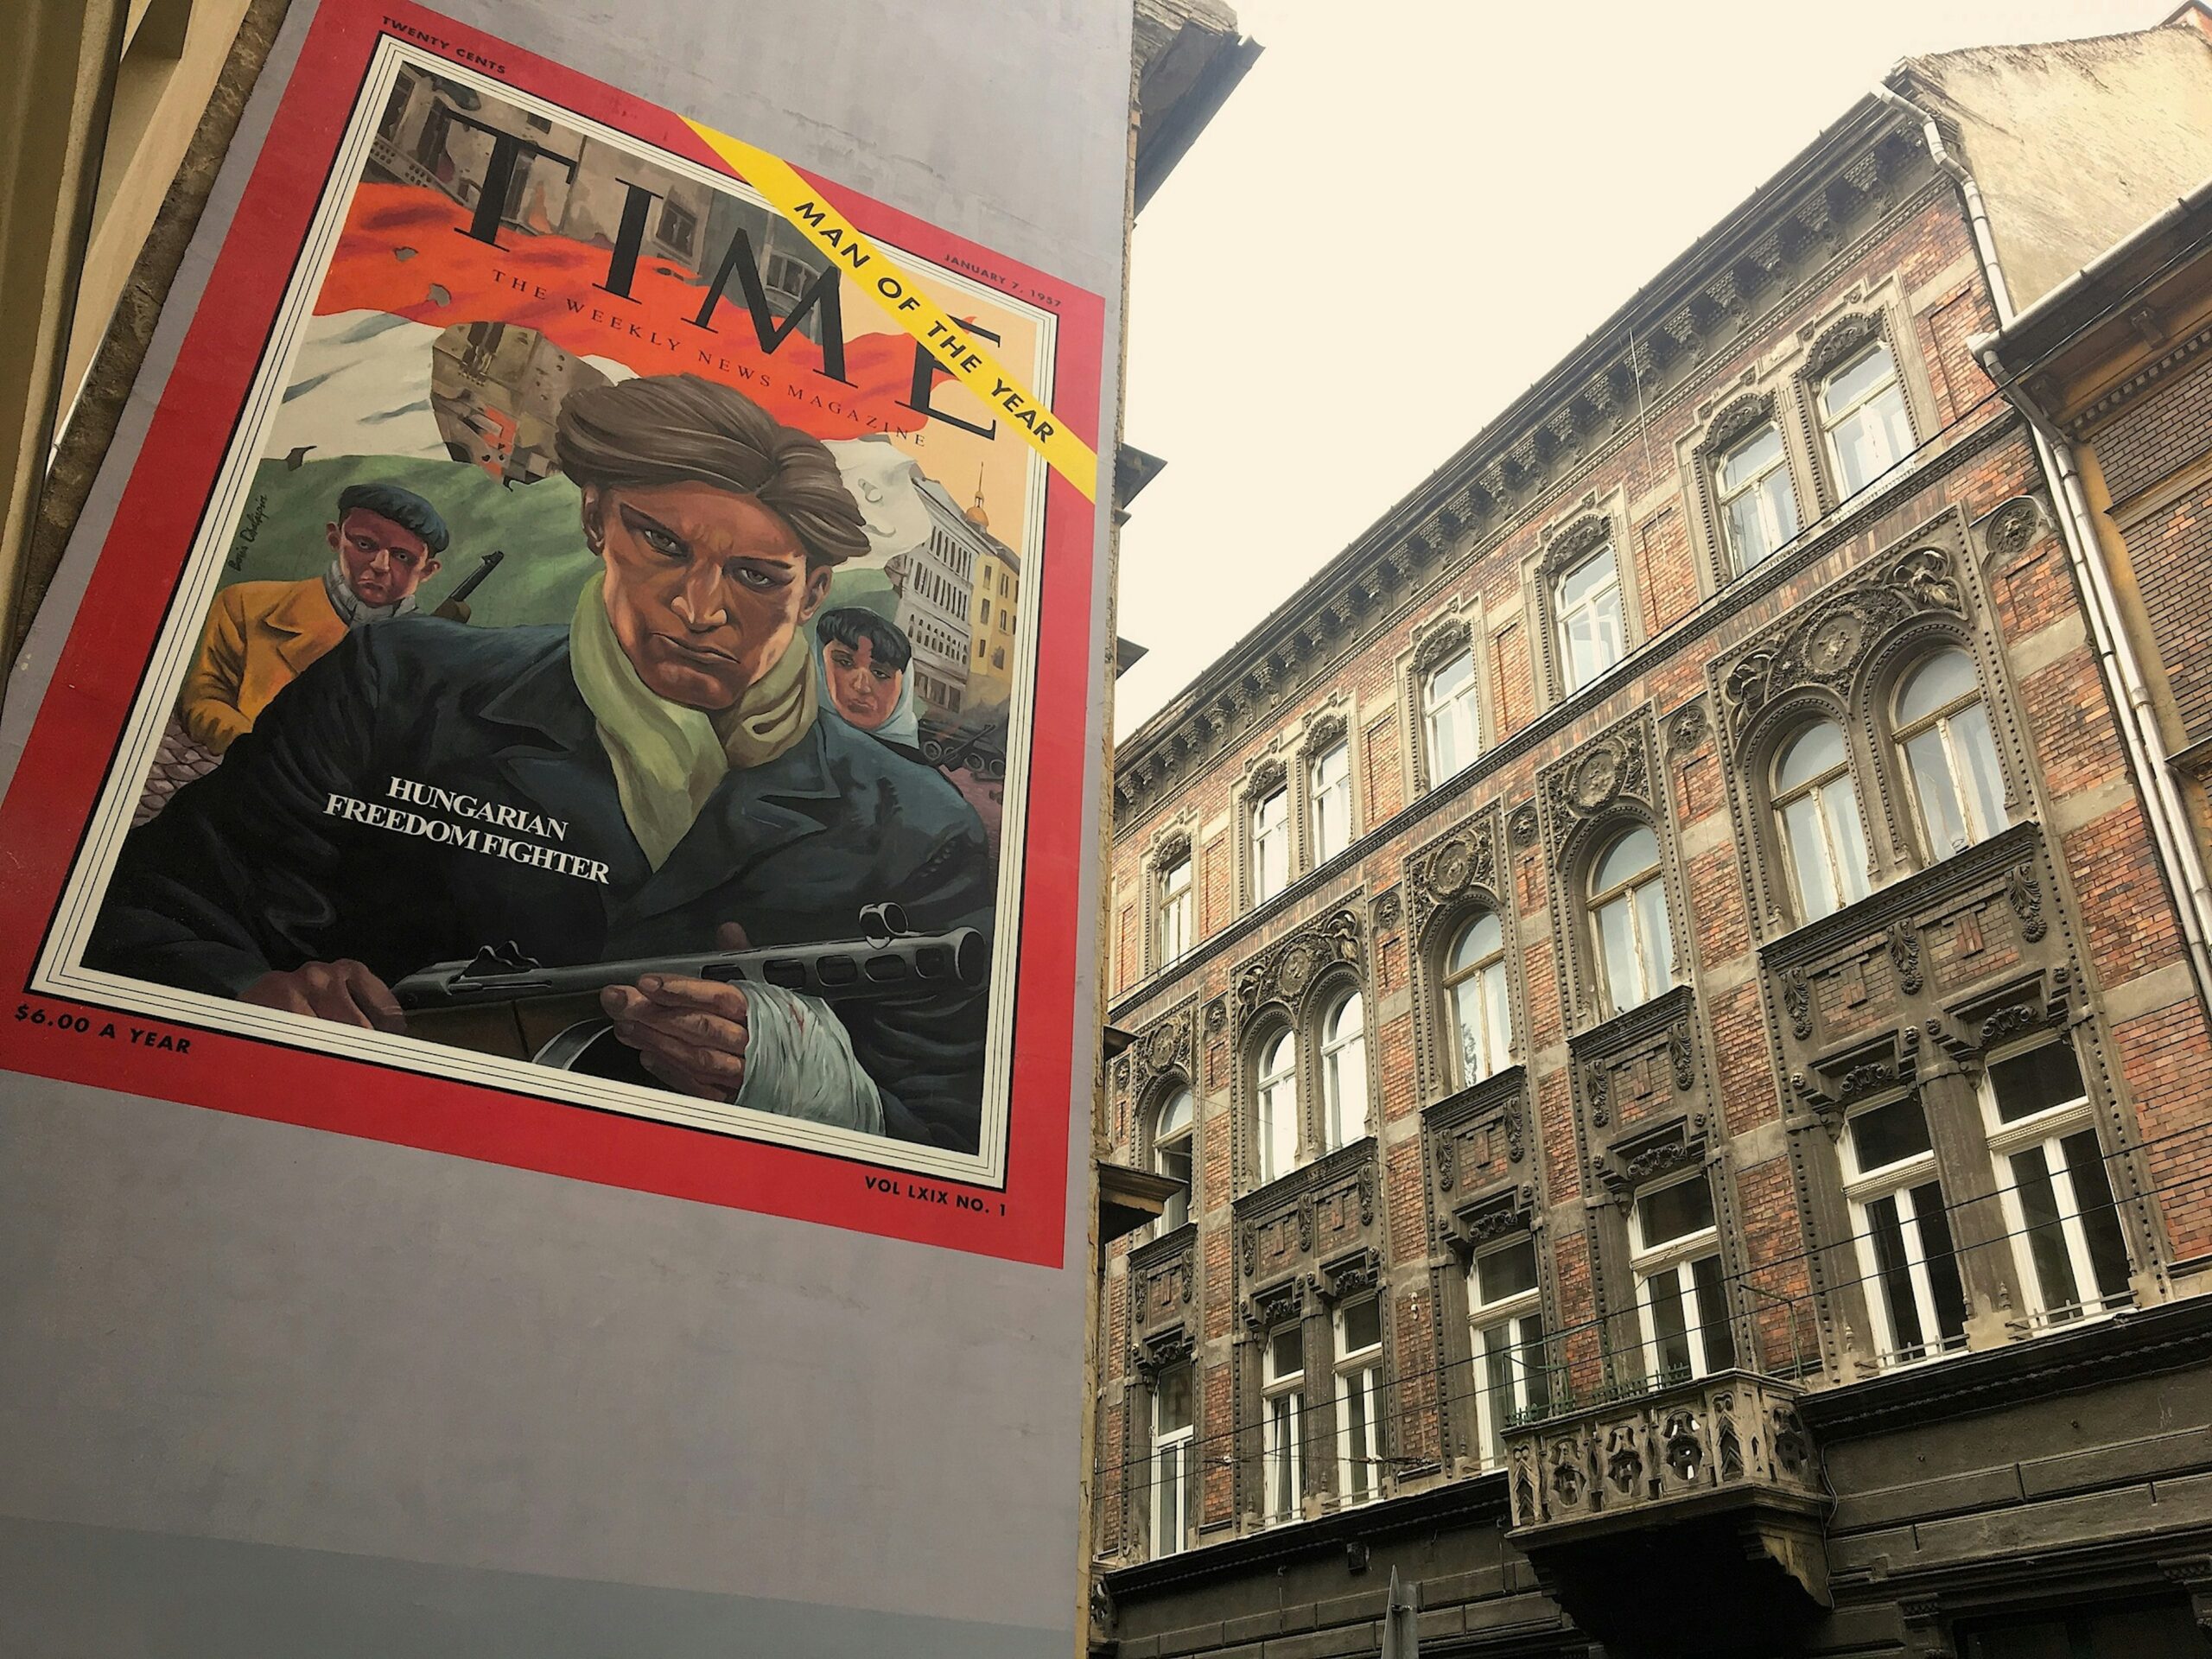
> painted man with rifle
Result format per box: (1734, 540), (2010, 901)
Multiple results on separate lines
(88, 375), (995, 1153)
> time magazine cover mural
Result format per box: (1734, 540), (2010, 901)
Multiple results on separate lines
(0, 6), (1104, 1260)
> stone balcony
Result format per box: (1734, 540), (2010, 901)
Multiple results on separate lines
(1502, 1370), (1831, 1659)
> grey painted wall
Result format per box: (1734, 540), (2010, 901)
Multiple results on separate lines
(0, 1), (1129, 1652)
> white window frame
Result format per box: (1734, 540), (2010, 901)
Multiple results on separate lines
(1444, 912), (1514, 1087)
(1714, 418), (1798, 573)
(1817, 338), (1914, 499)
(1251, 785), (1292, 906)
(1628, 1171), (1732, 1386)
(1333, 1298), (1385, 1507)
(1319, 989), (1369, 1153)
(1255, 1027), (1299, 1187)
(1150, 1363), (1193, 1558)
(1261, 1325), (1305, 1525)
(1310, 741), (1353, 866)
(1554, 545), (1626, 695)
(1156, 853), (1192, 968)
(1840, 1091), (1967, 1369)
(1589, 830), (1674, 1015)
(1980, 1044), (2133, 1326)
(1422, 649), (1481, 788)
(1772, 721), (1872, 924)
(1893, 651), (2009, 862)
(1469, 1233), (1545, 1467)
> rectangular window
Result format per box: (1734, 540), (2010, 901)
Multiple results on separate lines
(1555, 547), (1625, 694)
(1262, 1325), (1305, 1524)
(1151, 1363), (1193, 1557)
(1252, 787), (1292, 906)
(1984, 1045), (2133, 1325)
(1422, 651), (1480, 786)
(1630, 1173), (1734, 1384)
(658, 199), (698, 257)
(1335, 1298), (1384, 1505)
(1311, 742), (1352, 865)
(1156, 855), (1192, 967)
(1819, 340), (1914, 499)
(1843, 1094), (1968, 1365)
(1715, 421), (1799, 572)
(1470, 1234), (1547, 1464)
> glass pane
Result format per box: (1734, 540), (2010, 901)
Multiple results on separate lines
(1718, 423), (1785, 495)
(1783, 794), (1842, 920)
(1452, 913), (1503, 973)
(1637, 1177), (1713, 1249)
(1426, 652), (1474, 708)
(1269, 1325), (1303, 1378)
(1476, 1236), (1538, 1305)
(1328, 992), (1363, 1046)
(1483, 962), (1515, 1077)
(1342, 1373), (1372, 1498)
(1160, 1143), (1192, 1231)
(2060, 1129), (2133, 1301)
(1866, 1193), (1924, 1355)
(1558, 548), (1616, 612)
(1597, 893), (1639, 1007)
(1914, 1180), (1969, 1344)
(1950, 702), (2009, 842)
(1897, 650), (1976, 725)
(1594, 827), (1660, 893)
(1480, 1325), (1516, 1457)
(1155, 1446), (1182, 1549)
(1690, 1253), (1736, 1371)
(1635, 877), (1673, 1001)
(2012, 1143), (2082, 1314)
(1777, 722), (1847, 791)
(1989, 1045), (2087, 1123)
(1452, 977), (1488, 1083)
(1156, 1364), (1192, 1433)
(1848, 1095), (1932, 1173)
(1590, 585), (1626, 677)
(1518, 1314), (1551, 1414)
(1821, 342), (1896, 421)
(1905, 727), (1970, 857)
(1829, 780), (1872, 906)
(1342, 1298), (1383, 1353)
(1156, 1087), (1193, 1141)
(1645, 1269), (1694, 1380)
(1329, 1031), (1368, 1146)
(1564, 607), (1601, 691)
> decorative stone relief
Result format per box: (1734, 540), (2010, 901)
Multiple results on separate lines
(1403, 805), (1504, 938)
(1232, 907), (1363, 1023)
(1665, 699), (1710, 758)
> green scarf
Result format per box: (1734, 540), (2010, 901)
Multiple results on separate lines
(569, 572), (816, 868)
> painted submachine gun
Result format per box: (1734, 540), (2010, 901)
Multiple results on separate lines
(390, 902), (988, 1071)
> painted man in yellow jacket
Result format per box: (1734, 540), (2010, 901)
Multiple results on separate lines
(181, 482), (448, 754)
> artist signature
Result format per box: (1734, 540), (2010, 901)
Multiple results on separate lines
(227, 493), (269, 570)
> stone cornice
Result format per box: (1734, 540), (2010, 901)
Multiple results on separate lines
(1107, 410), (2024, 1027)
(1115, 112), (1939, 830)
(1758, 819), (2043, 973)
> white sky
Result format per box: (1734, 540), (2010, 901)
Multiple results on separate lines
(1113, 0), (2163, 737)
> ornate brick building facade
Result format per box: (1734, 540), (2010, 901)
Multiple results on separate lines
(1092, 17), (2212, 1659)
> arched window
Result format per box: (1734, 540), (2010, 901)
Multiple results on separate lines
(1256, 1028), (1298, 1185)
(1153, 1086), (1195, 1232)
(1445, 912), (1513, 1086)
(1319, 989), (1368, 1151)
(1894, 650), (2007, 861)
(1589, 826), (1672, 1014)
(1423, 650), (1480, 786)
(1773, 721), (1872, 922)
(1818, 339), (1913, 498)
(1715, 420), (1798, 572)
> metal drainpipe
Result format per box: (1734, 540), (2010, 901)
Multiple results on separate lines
(1872, 81), (2212, 1013)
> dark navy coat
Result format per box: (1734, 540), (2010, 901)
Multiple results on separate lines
(88, 617), (995, 1151)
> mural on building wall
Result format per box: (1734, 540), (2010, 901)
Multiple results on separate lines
(0, 2), (1104, 1261)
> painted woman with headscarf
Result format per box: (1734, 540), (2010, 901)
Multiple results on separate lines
(815, 606), (921, 753)
(88, 374), (995, 1152)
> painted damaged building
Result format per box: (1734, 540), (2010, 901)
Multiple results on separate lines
(1092, 13), (2212, 1659)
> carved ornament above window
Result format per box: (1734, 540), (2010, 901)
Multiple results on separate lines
(1232, 906), (1363, 1024)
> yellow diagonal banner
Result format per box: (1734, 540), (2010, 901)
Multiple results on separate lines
(686, 121), (1098, 503)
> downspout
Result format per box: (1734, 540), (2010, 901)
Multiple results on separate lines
(1872, 81), (2212, 1014)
